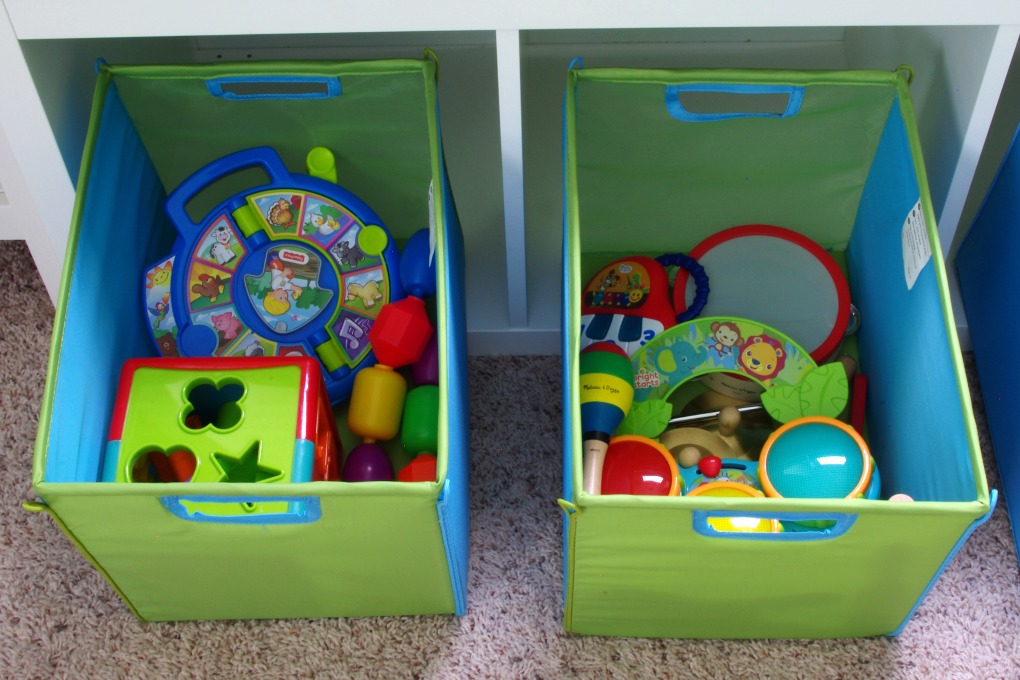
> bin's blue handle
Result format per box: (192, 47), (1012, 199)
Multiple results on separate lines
(665, 83), (804, 122)
(206, 75), (342, 101)
(164, 146), (292, 234)
(159, 495), (321, 525)
(692, 510), (856, 541)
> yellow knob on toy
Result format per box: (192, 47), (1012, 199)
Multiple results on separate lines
(347, 365), (407, 443)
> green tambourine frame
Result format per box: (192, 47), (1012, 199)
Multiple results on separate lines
(622, 316), (849, 439)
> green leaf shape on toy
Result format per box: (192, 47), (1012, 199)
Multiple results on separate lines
(797, 362), (849, 419)
(617, 399), (672, 439)
(761, 362), (850, 423)
(761, 384), (805, 423)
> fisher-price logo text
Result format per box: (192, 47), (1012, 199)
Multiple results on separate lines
(279, 248), (309, 265)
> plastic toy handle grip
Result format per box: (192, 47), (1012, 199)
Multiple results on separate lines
(164, 146), (292, 232)
(159, 495), (321, 525)
(664, 84), (805, 122)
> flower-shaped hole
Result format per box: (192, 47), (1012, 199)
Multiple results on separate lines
(183, 379), (245, 431)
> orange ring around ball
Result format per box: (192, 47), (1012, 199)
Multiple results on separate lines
(759, 416), (871, 500)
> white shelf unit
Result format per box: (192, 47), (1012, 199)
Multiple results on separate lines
(2, 1), (1018, 354)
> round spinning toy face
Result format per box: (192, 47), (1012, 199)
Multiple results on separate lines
(143, 148), (403, 404)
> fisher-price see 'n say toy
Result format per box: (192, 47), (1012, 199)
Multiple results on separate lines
(143, 146), (404, 404)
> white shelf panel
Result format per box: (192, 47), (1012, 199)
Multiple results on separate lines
(2, 2), (1018, 352)
(7, 1), (1020, 39)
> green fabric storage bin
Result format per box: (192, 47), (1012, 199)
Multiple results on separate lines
(30, 58), (470, 622)
(560, 65), (993, 639)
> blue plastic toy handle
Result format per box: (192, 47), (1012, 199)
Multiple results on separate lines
(665, 84), (805, 122)
(159, 495), (321, 525)
(692, 510), (857, 541)
(164, 146), (293, 233)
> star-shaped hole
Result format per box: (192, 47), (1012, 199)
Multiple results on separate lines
(210, 441), (283, 484)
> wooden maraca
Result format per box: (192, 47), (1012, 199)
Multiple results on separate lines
(579, 342), (635, 494)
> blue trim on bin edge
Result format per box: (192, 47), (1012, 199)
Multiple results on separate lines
(206, 75), (342, 100)
(692, 512), (857, 541)
(889, 489), (997, 636)
(159, 495), (323, 524)
(664, 83), (805, 122)
(561, 63), (578, 609)
(434, 109), (470, 616)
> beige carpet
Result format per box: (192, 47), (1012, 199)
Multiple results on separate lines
(2, 239), (1019, 679)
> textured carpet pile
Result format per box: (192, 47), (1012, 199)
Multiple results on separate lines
(1, 240), (1018, 678)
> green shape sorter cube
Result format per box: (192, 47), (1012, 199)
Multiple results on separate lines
(104, 356), (316, 519)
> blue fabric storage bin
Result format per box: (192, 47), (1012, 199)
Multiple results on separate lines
(956, 122), (1020, 568)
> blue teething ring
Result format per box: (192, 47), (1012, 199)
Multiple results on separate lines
(656, 252), (709, 323)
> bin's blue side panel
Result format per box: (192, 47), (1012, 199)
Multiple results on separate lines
(436, 143), (470, 615)
(47, 85), (171, 483)
(849, 98), (973, 504)
(956, 123), (1020, 567)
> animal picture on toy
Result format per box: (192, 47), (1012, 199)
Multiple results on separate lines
(199, 218), (245, 267)
(189, 263), (232, 308)
(145, 258), (179, 346)
(623, 316), (849, 439)
(258, 194), (302, 233)
(142, 146), (406, 404)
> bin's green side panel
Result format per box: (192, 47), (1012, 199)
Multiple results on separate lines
(572, 71), (897, 255)
(109, 61), (434, 240)
(565, 503), (980, 639)
(38, 485), (455, 621)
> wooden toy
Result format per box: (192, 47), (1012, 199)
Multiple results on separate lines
(660, 405), (755, 468)
(142, 146), (404, 405)
(579, 342), (635, 494)
(103, 356), (341, 518)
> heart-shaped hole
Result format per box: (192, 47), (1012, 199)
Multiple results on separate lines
(130, 448), (197, 483)
(183, 379), (245, 431)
